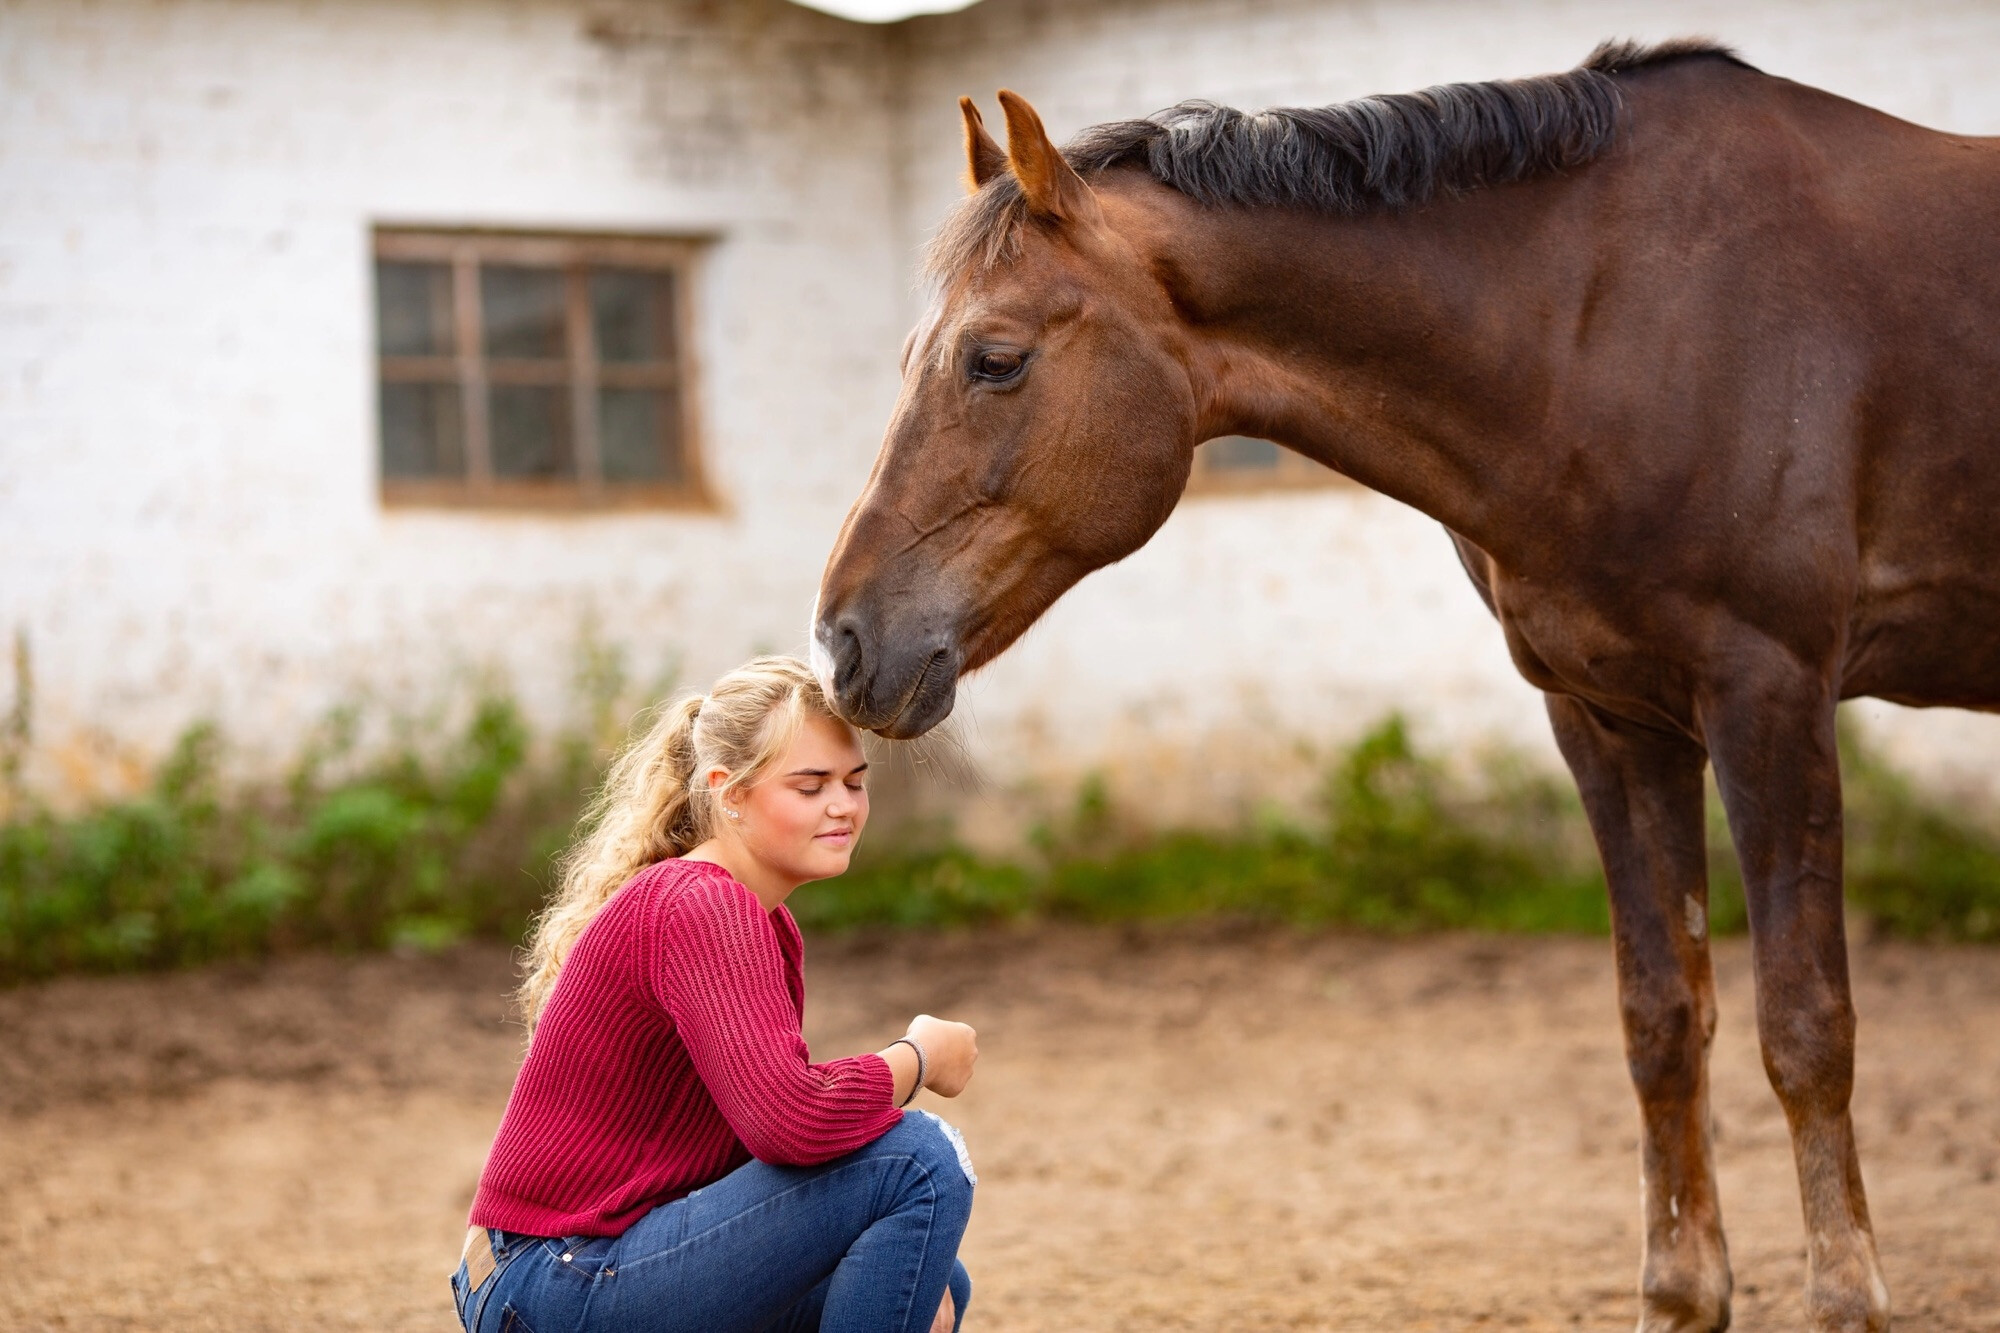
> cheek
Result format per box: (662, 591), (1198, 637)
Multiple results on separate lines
(750, 792), (824, 849)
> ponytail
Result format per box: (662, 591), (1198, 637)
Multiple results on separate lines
(517, 656), (841, 1026)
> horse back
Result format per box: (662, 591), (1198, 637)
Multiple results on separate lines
(1602, 66), (2000, 708)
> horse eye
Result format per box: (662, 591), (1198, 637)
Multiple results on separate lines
(971, 350), (1025, 382)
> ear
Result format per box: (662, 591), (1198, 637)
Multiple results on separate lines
(996, 89), (1102, 224)
(959, 96), (1007, 192)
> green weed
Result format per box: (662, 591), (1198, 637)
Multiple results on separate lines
(0, 698), (583, 979)
(803, 716), (1611, 934)
(1840, 724), (2000, 941)
(803, 715), (2000, 944)
(4, 708), (1999, 982)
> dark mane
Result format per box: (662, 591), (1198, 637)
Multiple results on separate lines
(927, 39), (1751, 280)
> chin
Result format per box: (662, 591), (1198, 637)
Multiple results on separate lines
(793, 851), (854, 883)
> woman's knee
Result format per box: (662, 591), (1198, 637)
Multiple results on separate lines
(883, 1109), (976, 1209)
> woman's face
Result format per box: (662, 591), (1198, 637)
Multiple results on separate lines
(726, 713), (870, 886)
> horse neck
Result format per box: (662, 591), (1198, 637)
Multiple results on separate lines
(1141, 177), (1603, 552)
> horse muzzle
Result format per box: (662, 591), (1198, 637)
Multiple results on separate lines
(811, 610), (963, 739)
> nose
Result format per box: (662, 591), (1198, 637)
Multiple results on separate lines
(810, 594), (963, 737)
(814, 613), (869, 720)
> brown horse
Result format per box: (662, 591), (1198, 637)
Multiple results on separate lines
(812, 39), (2000, 1332)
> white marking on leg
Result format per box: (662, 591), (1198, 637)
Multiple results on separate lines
(1684, 894), (1707, 941)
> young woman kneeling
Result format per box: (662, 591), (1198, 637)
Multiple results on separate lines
(453, 656), (979, 1333)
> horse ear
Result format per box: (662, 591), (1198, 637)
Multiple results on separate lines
(996, 89), (1101, 224)
(959, 97), (1007, 192)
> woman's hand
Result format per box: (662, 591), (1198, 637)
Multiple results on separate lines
(930, 1285), (956, 1333)
(908, 1014), (978, 1097)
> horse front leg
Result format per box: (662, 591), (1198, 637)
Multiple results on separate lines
(1704, 674), (1889, 1333)
(1547, 695), (1731, 1333)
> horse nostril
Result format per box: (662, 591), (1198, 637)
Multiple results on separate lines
(831, 621), (865, 696)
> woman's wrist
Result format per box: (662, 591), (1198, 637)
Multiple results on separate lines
(876, 1037), (921, 1106)
(885, 1034), (928, 1107)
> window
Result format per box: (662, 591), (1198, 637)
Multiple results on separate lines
(373, 230), (708, 508)
(1184, 435), (1348, 495)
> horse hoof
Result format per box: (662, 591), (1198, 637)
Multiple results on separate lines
(1807, 1239), (1892, 1332)
(1639, 1250), (1732, 1333)
(1806, 1285), (1891, 1333)
(1637, 1299), (1731, 1333)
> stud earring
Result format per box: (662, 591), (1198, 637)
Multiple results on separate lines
(725, 808), (741, 821)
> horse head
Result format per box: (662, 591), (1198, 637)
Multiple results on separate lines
(812, 93), (1202, 738)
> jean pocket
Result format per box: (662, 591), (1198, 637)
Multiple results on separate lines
(539, 1235), (616, 1285)
(466, 1239), (528, 1332)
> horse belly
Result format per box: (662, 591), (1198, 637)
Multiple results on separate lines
(1845, 321), (2000, 707)
(1845, 571), (2000, 710)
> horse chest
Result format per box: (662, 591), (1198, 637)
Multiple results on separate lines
(1488, 576), (1697, 725)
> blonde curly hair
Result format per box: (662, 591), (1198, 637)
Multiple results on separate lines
(518, 655), (847, 1026)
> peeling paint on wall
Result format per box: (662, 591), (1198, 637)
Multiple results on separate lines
(6, 0), (2000, 818)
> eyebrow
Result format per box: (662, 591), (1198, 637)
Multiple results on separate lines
(786, 763), (869, 778)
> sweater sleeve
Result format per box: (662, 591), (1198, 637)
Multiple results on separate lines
(651, 875), (901, 1166)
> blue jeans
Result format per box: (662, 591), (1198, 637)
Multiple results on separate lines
(453, 1110), (975, 1333)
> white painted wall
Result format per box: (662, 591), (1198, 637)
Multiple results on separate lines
(1, 0), (909, 799)
(5, 0), (1999, 830)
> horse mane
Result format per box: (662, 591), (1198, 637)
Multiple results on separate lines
(927, 39), (1752, 279)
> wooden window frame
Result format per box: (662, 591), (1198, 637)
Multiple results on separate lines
(373, 228), (714, 512)
(1182, 436), (1352, 497)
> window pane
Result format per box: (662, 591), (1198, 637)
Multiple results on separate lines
(380, 382), (465, 478)
(490, 385), (573, 479)
(482, 266), (566, 359)
(376, 262), (453, 357)
(591, 269), (676, 364)
(1202, 435), (1281, 471)
(599, 388), (683, 484)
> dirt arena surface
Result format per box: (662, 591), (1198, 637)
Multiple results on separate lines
(2, 925), (1996, 1332)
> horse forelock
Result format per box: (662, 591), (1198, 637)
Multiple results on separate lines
(923, 38), (1749, 288)
(909, 284), (957, 378)
(923, 181), (1033, 295)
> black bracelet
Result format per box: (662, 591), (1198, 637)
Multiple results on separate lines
(887, 1035), (927, 1107)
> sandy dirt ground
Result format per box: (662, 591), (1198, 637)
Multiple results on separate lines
(2, 925), (1996, 1332)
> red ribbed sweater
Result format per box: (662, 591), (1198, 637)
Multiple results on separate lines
(470, 858), (900, 1238)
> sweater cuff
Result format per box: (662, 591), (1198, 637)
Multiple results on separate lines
(858, 1049), (900, 1107)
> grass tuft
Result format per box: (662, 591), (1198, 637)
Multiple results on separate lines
(0, 698), (583, 979)
(801, 716), (1611, 934)
(4, 708), (1999, 982)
